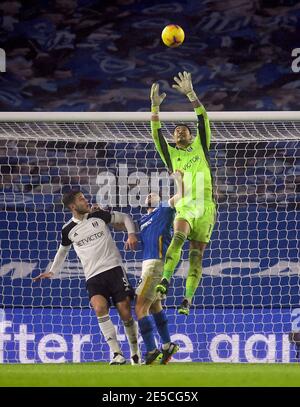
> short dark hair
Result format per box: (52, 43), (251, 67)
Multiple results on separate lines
(62, 189), (81, 208)
(174, 123), (192, 135)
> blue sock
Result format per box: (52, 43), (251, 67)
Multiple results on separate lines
(153, 310), (171, 345)
(138, 316), (156, 353)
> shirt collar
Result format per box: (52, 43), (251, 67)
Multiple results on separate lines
(72, 213), (89, 223)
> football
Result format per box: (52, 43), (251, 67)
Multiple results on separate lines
(161, 24), (185, 48)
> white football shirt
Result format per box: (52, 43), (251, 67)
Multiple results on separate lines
(61, 210), (123, 281)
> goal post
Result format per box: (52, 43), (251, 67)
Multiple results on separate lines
(0, 111), (299, 364)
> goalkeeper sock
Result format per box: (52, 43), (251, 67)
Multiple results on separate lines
(138, 316), (156, 353)
(185, 249), (203, 301)
(97, 315), (121, 355)
(163, 231), (186, 281)
(152, 310), (170, 347)
(123, 318), (139, 356)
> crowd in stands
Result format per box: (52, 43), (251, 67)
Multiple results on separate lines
(0, 137), (298, 212)
(0, 0), (299, 112)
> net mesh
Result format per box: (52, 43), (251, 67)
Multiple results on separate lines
(1, 120), (300, 141)
(0, 118), (299, 363)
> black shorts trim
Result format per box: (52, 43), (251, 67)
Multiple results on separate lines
(86, 266), (134, 306)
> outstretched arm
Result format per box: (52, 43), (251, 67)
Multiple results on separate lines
(173, 71), (202, 109)
(33, 244), (71, 281)
(150, 83), (173, 172)
(172, 71), (211, 152)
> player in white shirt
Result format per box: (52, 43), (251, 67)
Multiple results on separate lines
(34, 190), (141, 365)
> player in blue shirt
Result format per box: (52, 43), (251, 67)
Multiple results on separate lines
(135, 192), (179, 365)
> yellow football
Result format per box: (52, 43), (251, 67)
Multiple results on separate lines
(161, 24), (185, 48)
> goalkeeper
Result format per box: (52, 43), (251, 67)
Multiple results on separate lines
(151, 72), (216, 315)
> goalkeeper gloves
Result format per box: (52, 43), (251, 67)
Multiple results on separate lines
(150, 83), (166, 113)
(172, 71), (197, 102)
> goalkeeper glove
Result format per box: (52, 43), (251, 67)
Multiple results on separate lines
(172, 71), (197, 102)
(150, 83), (166, 113)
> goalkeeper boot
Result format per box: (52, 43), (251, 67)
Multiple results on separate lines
(156, 278), (169, 296)
(160, 342), (180, 365)
(144, 348), (162, 365)
(178, 298), (190, 315)
(110, 353), (126, 365)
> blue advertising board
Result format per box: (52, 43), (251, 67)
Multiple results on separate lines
(0, 307), (298, 363)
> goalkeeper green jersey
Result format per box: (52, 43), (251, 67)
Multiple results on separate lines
(151, 105), (215, 208)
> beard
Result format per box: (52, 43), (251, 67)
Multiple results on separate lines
(76, 206), (90, 215)
(178, 137), (191, 147)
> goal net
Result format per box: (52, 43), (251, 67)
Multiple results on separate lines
(0, 112), (299, 364)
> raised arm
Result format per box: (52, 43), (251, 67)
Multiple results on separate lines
(110, 211), (135, 233)
(150, 83), (173, 172)
(172, 71), (211, 152)
(90, 209), (138, 251)
(111, 211), (138, 251)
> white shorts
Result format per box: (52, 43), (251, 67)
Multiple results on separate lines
(135, 259), (163, 302)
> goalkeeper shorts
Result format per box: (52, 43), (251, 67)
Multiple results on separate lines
(175, 202), (216, 243)
(135, 259), (163, 302)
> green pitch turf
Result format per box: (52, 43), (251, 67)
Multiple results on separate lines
(0, 363), (300, 387)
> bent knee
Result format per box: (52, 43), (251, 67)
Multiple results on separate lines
(117, 301), (132, 321)
(135, 296), (152, 319)
(149, 301), (162, 314)
(93, 304), (108, 316)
